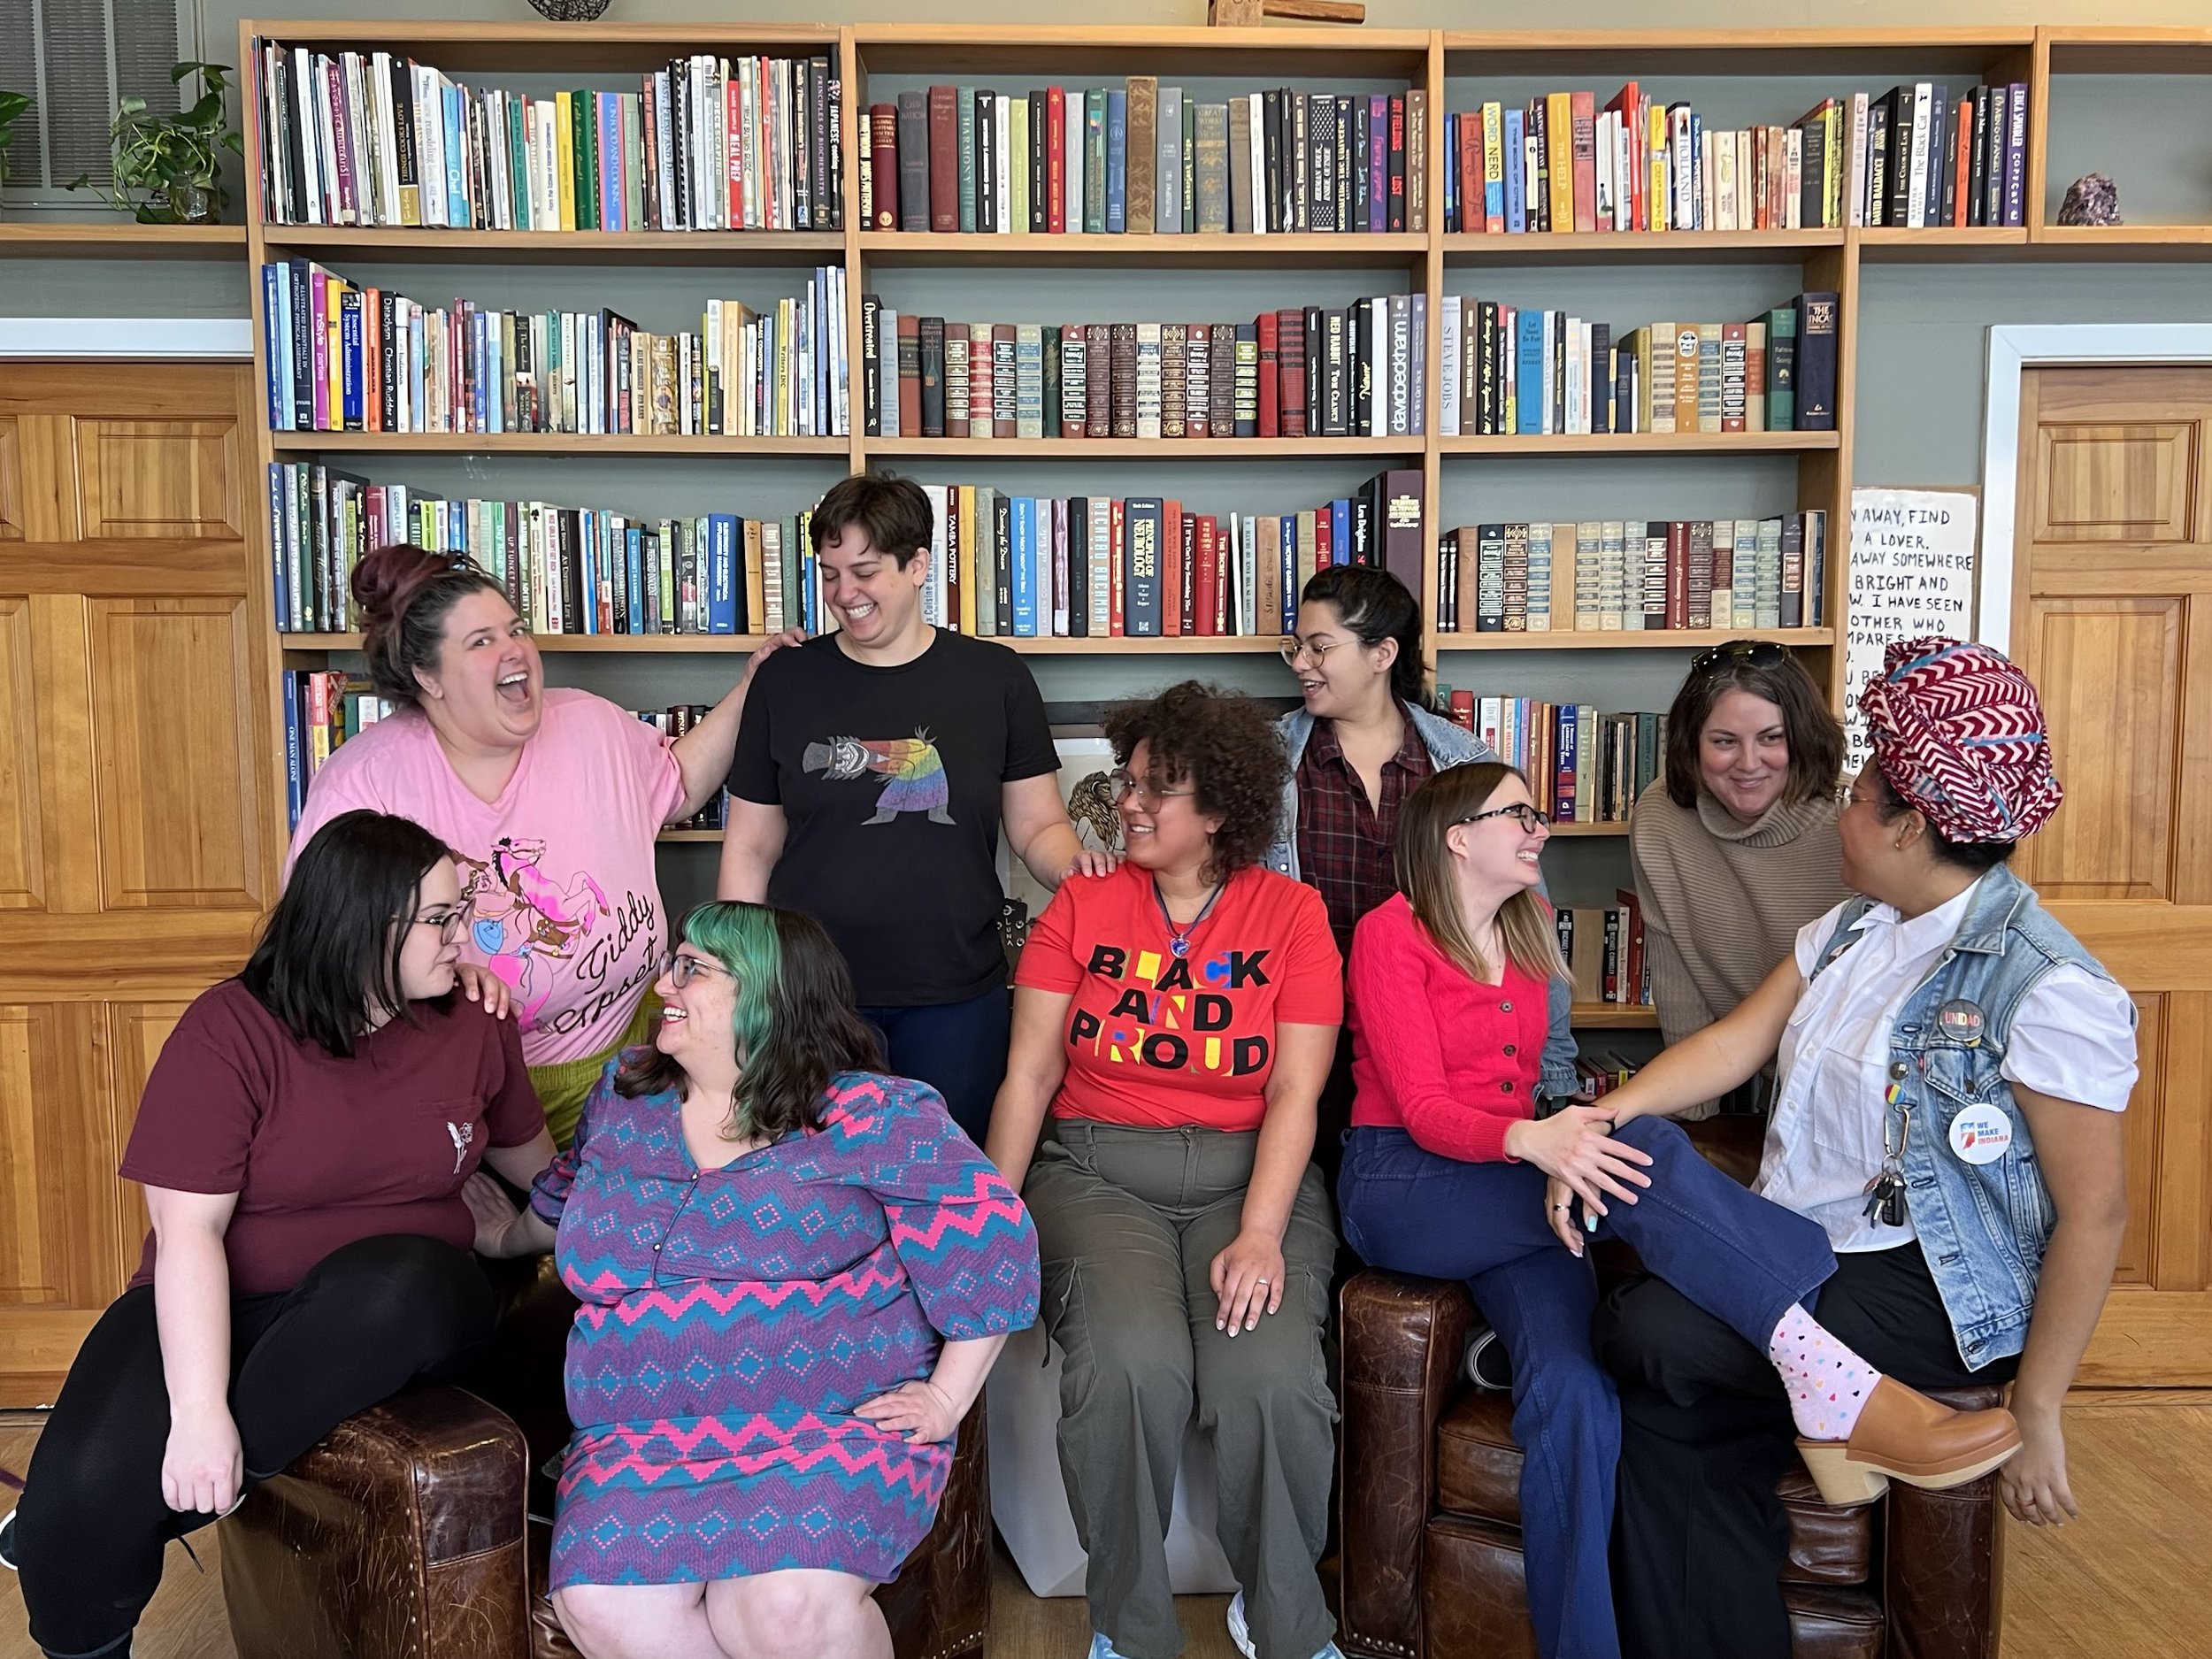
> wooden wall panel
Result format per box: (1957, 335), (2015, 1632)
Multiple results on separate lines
(106, 1001), (189, 1281)
(2113, 995), (2165, 1288)
(2032, 420), (2198, 543)
(73, 419), (242, 541)
(0, 1002), (117, 1309)
(2017, 596), (2181, 902)
(0, 597), (45, 912)
(0, 417), (23, 541)
(87, 599), (265, 912)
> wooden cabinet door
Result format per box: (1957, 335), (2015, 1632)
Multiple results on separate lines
(2010, 363), (2212, 1386)
(0, 360), (272, 1403)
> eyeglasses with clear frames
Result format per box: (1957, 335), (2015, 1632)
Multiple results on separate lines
(1108, 772), (1196, 809)
(1279, 635), (1344, 668)
(660, 951), (733, 988)
(1458, 803), (1550, 833)
(413, 906), (468, 941)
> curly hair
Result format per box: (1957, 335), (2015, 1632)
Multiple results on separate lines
(1101, 680), (1288, 881)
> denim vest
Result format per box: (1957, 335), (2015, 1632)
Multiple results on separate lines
(1267, 705), (1579, 1099)
(1806, 864), (2130, 1368)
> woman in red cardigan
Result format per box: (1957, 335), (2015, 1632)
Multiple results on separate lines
(1336, 762), (2020, 1659)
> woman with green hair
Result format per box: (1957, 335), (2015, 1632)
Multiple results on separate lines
(466, 899), (1041, 1659)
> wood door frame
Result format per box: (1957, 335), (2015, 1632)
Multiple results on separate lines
(1979, 324), (2212, 653)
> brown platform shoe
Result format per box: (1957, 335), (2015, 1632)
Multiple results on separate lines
(1796, 1375), (2023, 1507)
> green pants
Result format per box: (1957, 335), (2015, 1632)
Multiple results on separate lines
(526, 997), (656, 1149)
(1025, 1120), (1340, 1659)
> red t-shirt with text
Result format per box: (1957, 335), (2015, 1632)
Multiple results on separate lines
(1015, 862), (1343, 1132)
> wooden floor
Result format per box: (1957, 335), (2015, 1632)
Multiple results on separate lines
(4, 1394), (2201, 1658)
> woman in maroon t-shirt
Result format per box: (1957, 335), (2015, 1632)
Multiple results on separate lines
(6, 810), (555, 1659)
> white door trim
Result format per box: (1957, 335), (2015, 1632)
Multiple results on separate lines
(1980, 324), (2212, 652)
(0, 319), (255, 357)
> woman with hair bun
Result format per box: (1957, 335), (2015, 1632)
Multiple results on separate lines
(288, 544), (798, 1144)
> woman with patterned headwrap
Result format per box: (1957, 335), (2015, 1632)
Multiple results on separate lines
(1586, 638), (2136, 1659)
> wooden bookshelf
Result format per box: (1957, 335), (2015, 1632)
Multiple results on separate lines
(227, 18), (2207, 957)
(1571, 1002), (1659, 1029)
(1436, 628), (1835, 652)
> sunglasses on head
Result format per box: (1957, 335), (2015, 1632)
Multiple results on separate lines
(1691, 640), (1792, 677)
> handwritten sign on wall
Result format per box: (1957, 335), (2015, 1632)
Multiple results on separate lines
(1845, 488), (1979, 775)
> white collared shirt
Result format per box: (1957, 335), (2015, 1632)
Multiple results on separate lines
(1753, 879), (2138, 1254)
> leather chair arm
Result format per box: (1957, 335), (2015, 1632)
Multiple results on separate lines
(221, 1385), (529, 1659)
(1883, 1383), (2008, 1659)
(1337, 1271), (1473, 1659)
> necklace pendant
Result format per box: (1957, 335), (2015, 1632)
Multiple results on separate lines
(1169, 936), (1191, 957)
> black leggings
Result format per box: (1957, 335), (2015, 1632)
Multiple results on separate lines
(1594, 1239), (2019, 1659)
(15, 1233), (495, 1659)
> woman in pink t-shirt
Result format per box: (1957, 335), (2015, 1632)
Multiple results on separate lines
(289, 544), (796, 1144)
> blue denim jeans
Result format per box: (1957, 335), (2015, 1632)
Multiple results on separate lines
(858, 984), (1012, 1146)
(1337, 1116), (1835, 1659)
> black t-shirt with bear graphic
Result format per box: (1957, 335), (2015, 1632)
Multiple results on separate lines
(729, 630), (1058, 1005)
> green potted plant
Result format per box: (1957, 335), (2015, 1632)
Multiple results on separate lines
(0, 90), (31, 217)
(71, 61), (243, 224)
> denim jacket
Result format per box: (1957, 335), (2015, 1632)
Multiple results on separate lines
(1268, 704), (1581, 1099)
(1806, 864), (2131, 1368)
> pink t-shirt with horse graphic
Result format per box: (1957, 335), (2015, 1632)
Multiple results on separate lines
(287, 688), (684, 1066)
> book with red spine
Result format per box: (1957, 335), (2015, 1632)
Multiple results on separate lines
(1570, 90), (1597, 232)
(1277, 308), (1308, 439)
(1256, 311), (1281, 438)
(868, 104), (898, 231)
(1161, 499), (1184, 636)
(1195, 515), (1219, 635)
(1109, 498), (1126, 635)
(1047, 87), (1067, 234)
(1178, 506), (1198, 634)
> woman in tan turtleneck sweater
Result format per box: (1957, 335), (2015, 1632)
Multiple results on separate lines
(1629, 641), (1849, 1117)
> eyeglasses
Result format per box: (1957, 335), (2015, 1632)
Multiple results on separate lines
(1108, 772), (1196, 809)
(414, 906), (467, 941)
(1279, 635), (1345, 668)
(1458, 803), (1550, 833)
(660, 951), (733, 988)
(1692, 640), (1791, 677)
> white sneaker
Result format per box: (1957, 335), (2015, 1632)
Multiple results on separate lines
(1087, 1633), (1133, 1659)
(0, 1506), (17, 1571)
(1226, 1592), (1345, 1659)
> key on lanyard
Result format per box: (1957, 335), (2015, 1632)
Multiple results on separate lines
(1862, 1077), (1911, 1228)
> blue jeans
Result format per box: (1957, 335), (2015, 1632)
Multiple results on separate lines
(858, 984), (1011, 1146)
(1337, 1117), (1835, 1659)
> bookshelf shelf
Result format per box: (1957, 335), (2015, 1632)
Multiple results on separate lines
(1545, 821), (1632, 837)
(0, 222), (248, 258)
(245, 20), (840, 73)
(260, 227), (848, 266)
(657, 829), (726, 843)
(856, 232), (1429, 270)
(1439, 29), (2036, 78)
(1571, 1002), (1658, 1029)
(278, 631), (1292, 657)
(1441, 229), (1844, 264)
(1439, 628), (1835, 652)
(852, 24), (1434, 79)
(1437, 433), (1839, 457)
(1854, 226), (2030, 261)
(265, 434), (851, 457)
(863, 437), (1423, 459)
(2024, 225), (2212, 258)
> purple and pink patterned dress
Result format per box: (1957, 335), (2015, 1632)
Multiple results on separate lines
(528, 1060), (1039, 1588)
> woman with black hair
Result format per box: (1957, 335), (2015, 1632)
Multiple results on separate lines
(6, 810), (554, 1659)
(1265, 565), (1579, 1164)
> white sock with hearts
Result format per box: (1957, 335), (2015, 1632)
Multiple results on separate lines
(1767, 1302), (1883, 1441)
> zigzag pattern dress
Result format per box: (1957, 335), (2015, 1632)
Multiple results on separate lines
(529, 1061), (1039, 1588)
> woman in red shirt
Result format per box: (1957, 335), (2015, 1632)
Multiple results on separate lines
(987, 682), (1345, 1659)
(6, 810), (554, 1659)
(1339, 763), (2020, 1659)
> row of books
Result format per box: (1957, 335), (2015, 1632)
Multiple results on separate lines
(903, 472), (1425, 639)
(281, 670), (393, 828)
(1556, 895), (1655, 1009)
(861, 302), (1428, 442)
(871, 83), (1428, 237)
(1437, 694), (1666, 826)
(253, 42), (844, 232)
(1437, 514), (1828, 634)
(258, 261), (850, 437)
(1439, 81), (2029, 235)
(1439, 295), (1838, 438)
(266, 466), (827, 638)
(635, 707), (728, 831)
(1577, 1049), (1644, 1096)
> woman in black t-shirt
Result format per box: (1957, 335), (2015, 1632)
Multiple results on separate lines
(718, 473), (1109, 1142)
